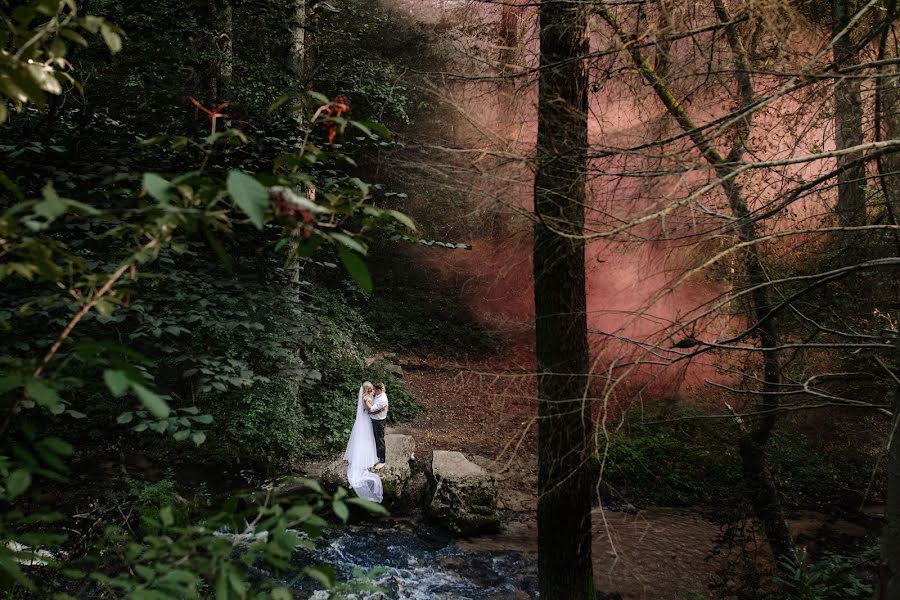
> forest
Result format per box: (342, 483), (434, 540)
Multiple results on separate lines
(0, 0), (898, 598)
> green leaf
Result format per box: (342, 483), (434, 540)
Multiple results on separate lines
(191, 414), (213, 425)
(345, 497), (389, 515)
(40, 437), (73, 457)
(330, 232), (366, 254)
(332, 499), (349, 522)
(304, 565), (336, 589)
(6, 469), (32, 499)
(103, 370), (129, 398)
(349, 120), (375, 138)
(25, 380), (61, 409)
(203, 227), (233, 273)
(142, 173), (176, 203)
(355, 119), (393, 141)
(227, 568), (246, 595)
(100, 22), (122, 54)
(215, 566), (229, 600)
(336, 246), (372, 294)
(191, 432), (207, 446)
(268, 95), (291, 114)
(159, 506), (174, 527)
(33, 182), (66, 223)
(296, 478), (324, 494)
(227, 170), (268, 230)
(59, 28), (88, 47)
(131, 384), (170, 419)
(0, 376), (22, 396)
(94, 299), (114, 317)
(386, 209), (417, 231)
(307, 91), (331, 105)
(116, 412), (133, 425)
(26, 63), (62, 95)
(0, 173), (24, 202)
(134, 565), (155, 581)
(272, 588), (292, 600)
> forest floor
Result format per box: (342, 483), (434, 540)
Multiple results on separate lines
(387, 345), (879, 599)
(392, 351), (727, 599)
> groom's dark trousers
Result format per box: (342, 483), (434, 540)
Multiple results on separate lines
(372, 419), (386, 464)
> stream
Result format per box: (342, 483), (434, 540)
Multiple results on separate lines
(279, 521), (538, 599)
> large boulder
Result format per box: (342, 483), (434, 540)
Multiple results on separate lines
(426, 450), (502, 536)
(319, 434), (416, 506)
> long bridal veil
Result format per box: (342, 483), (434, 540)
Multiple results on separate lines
(344, 384), (383, 503)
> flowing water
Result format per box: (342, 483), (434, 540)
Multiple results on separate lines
(282, 521), (538, 599)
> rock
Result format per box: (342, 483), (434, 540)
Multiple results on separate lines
(384, 363), (404, 376)
(380, 434), (415, 501)
(318, 434), (416, 507)
(592, 481), (637, 513)
(426, 450), (503, 536)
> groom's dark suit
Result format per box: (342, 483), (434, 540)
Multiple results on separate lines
(370, 391), (388, 464)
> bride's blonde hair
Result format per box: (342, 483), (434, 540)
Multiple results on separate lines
(362, 381), (374, 394)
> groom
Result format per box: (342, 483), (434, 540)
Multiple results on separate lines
(368, 382), (388, 470)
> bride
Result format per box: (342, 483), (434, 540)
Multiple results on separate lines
(343, 381), (383, 503)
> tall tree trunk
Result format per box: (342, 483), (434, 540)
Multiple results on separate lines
(878, 24), (900, 229)
(533, 2), (595, 599)
(290, 0), (308, 81)
(597, 0), (794, 560)
(871, 16), (900, 599)
(209, 0), (233, 102)
(880, 336), (900, 600)
(833, 0), (868, 226)
(498, 3), (520, 76)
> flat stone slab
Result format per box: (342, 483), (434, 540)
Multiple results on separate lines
(433, 450), (486, 478)
(427, 450), (502, 536)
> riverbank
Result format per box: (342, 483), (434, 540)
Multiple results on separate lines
(368, 350), (884, 599)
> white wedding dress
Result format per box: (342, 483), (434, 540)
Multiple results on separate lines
(343, 385), (383, 503)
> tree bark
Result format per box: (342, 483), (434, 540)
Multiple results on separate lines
(533, 2), (595, 599)
(881, 335), (900, 600)
(290, 0), (308, 81)
(498, 3), (521, 76)
(878, 22), (900, 231)
(833, 0), (868, 226)
(209, 0), (233, 101)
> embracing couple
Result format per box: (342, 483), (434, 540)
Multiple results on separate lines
(343, 381), (388, 503)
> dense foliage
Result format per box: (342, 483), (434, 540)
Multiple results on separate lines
(0, 0), (432, 595)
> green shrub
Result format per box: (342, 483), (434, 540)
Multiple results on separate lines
(599, 409), (883, 511)
(127, 471), (186, 534)
(599, 410), (744, 507)
(297, 286), (423, 458)
(774, 546), (877, 600)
